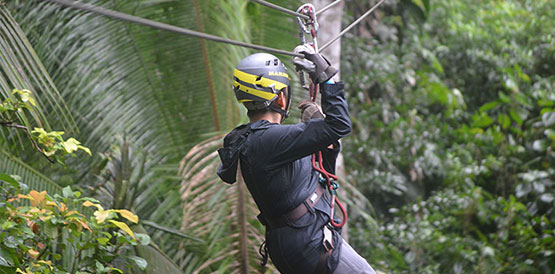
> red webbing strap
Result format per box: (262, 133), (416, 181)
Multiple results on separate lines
(298, 2), (346, 229)
(310, 82), (347, 228)
(312, 149), (347, 228)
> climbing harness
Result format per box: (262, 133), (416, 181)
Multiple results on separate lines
(257, 183), (326, 266)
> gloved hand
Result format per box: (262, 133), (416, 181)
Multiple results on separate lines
(293, 44), (338, 84)
(298, 100), (324, 122)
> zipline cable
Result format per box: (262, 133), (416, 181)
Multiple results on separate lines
(249, 0), (310, 20)
(40, 0), (385, 59)
(314, 0), (343, 16)
(320, 0), (386, 52)
(38, 0), (303, 58)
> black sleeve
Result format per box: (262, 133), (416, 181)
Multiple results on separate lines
(263, 82), (351, 169)
(321, 141), (340, 174)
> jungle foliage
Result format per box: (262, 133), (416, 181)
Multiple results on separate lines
(1, 0), (554, 273)
(343, 0), (555, 273)
(0, 174), (148, 274)
(1, 0), (301, 272)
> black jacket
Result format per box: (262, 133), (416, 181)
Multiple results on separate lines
(217, 83), (351, 273)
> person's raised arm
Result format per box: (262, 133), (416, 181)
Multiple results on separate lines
(263, 46), (350, 168)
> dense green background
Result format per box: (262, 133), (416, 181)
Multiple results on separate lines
(1, 0), (554, 273)
(343, 0), (554, 273)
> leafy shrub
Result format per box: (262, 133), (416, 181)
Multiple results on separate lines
(0, 174), (149, 273)
(343, 0), (555, 272)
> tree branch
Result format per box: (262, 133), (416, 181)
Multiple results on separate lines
(0, 121), (55, 163)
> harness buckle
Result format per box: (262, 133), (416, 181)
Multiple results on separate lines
(323, 224), (334, 253)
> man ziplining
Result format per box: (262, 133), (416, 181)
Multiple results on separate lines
(39, 0), (385, 272)
(217, 45), (376, 273)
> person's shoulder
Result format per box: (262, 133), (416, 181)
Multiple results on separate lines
(223, 123), (249, 147)
(249, 120), (275, 130)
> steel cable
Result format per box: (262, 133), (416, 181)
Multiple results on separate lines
(315, 0), (343, 16)
(38, 0), (386, 59)
(38, 0), (303, 57)
(249, 0), (310, 20)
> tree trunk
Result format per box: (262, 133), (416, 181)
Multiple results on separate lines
(314, 0), (344, 78)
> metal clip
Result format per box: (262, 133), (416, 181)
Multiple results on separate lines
(296, 4), (318, 35)
(296, 3), (319, 91)
(323, 224), (334, 252)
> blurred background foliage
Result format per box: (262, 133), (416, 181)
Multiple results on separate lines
(0, 0), (554, 273)
(343, 0), (555, 273)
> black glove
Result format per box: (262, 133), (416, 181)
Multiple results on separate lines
(298, 100), (325, 122)
(293, 44), (338, 84)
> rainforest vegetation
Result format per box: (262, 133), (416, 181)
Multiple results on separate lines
(0, 0), (553, 273)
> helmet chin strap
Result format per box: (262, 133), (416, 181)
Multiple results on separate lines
(269, 104), (289, 122)
(268, 89), (290, 123)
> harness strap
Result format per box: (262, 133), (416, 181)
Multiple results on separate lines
(259, 183), (324, 230)
(314, 249), (330, 274)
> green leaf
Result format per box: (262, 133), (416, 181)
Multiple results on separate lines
(545, 129), (555, 141)
(95, 261), (107, 273)
(540, 108), (553, 115)
(0, 174), (19, 188)
(509, 110), (523, 125)
(108, 220), (135, 239)
(514, 64), (530, 83)
(44, 223), (58, 239)
(538, 99), (554, 107)
(0, 247), (15, 267)
(3, 235), (22, 249)
(1, 221), (16, 230)
(497, 114), (511, 129)
(128, 255), (148, 270)
(472, 112), (495, 128)
(135, 233), (151, 245)
(542, 112), (555, 127)
(96, 238), (110, 245)
(62, 186), (73, 198)
(498, 91), (511, 103)
(480, 101), (499, 112)
(61, 138), (80, 154)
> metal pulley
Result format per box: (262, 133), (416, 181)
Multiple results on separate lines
(295, 3), (319, 91)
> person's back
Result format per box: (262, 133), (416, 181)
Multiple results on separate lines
(218, 48), (375, 274)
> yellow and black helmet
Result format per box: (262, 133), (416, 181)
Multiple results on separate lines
(233, 53), (290, 115)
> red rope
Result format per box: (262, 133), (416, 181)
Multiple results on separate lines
(310, 83), (347, 228)
(300, 4), (346, 229)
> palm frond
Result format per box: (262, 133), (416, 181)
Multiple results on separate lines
(178, 135), (276, 273)
(0, 3), (75, 130)
(3, 0), (351, 272)
(176, 134), (377, 272)
(0, 149), (62, 193)
(0, 3), (76, 154)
